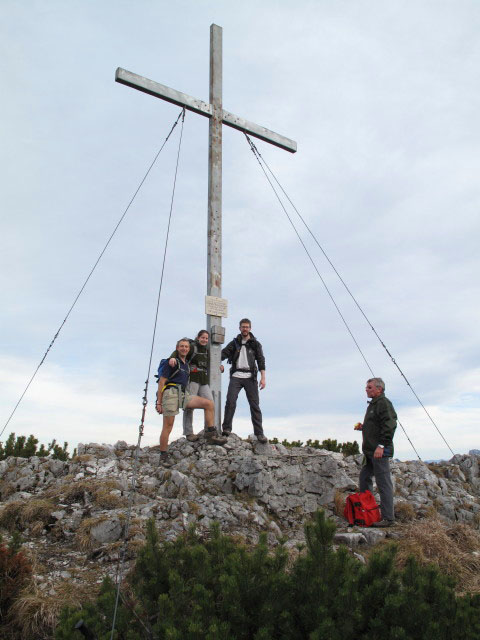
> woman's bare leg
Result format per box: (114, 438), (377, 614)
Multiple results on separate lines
(185, 396), (214, 427)
(160, 416), (175, 450)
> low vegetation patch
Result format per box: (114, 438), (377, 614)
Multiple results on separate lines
(270, 437), (360, 456)
(0, 499), (56, 535)
(380, 514), (480, 593)
(334, 489), (346, 516)
(47, 478), (125, 509)
(0, 433), (72, 461)
(9, 580), (93, 640)
(55, 511), (480, 640)
(75, 516), (110, 551)
(0, 534), (34, 638)
(394, 500), (416, 522)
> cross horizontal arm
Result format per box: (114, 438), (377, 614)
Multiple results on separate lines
(222, 110), (296, 153)
(116, 67), (297, 153)
(115, 68), (213, 117)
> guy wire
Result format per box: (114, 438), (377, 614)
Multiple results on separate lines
(1, 109), (185, 439)
(245, 133), (422, 461)
(109, 108), (186, 640)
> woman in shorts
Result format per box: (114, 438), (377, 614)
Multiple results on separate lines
(156, 337), (225, 464)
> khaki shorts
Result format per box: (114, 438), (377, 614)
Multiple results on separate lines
(162, 386), (191, 417)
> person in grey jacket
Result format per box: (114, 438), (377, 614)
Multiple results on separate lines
(220, 318), (267, 443)
(354, 377), (397, 527)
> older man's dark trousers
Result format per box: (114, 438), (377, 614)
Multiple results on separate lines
(222, 376), (264, 436)
(359, 455), (395, 521)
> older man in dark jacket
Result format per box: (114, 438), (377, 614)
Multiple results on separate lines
(355, 377), (397, 527)
(220, 318), (267, 443)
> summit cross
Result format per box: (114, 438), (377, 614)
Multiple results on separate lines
(116, 23), (297, 431)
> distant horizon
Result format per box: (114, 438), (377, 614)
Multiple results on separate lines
(2, 425), (477, 466)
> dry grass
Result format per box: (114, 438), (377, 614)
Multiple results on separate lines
(46, 477), (125, 508)
(71, 454), (93, 463)
(94, 487), (125, 509)
(127, 517), (145, 539)
(382, 515), (480, 593)
(334, 490), (346, 517)
(188, 500), (201, 516)
(394, 501), (416, 522)
(0, 498), (55, 534)
(75, 515), (109, 550)
(9, 578), (97, 640)
(427, 463), (447, 478)
(0, 480), (16, 501)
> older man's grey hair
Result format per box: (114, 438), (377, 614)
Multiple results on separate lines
(367, 377), (385, 391)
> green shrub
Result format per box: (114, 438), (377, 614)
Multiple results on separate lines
(269, 437), (360, 455)
(0, 433), (72, 461)
(269, 438), (305, 448)
(55, 511), (480, 639)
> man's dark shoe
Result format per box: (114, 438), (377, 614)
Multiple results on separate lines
(221, 430), (231, 438)
(372, 519), (395, 528)
(257, 434), (268, 444)
(186, 434), (199, 442)
(205, 428), (227, 445)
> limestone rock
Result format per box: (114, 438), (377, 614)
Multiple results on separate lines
(90, 518), (123, 544)
(334, 532), (367, 547)
(1, 439), (479, 586)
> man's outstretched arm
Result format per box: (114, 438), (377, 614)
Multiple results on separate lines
(221, 339), (235, 362)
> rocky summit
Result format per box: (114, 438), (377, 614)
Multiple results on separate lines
(0, 433), (479, 587)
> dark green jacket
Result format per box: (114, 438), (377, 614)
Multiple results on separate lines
(170, 339), (209, 385)
(362, 393), (397, 457)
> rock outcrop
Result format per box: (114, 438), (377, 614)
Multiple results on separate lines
(0, 434), (479, 586)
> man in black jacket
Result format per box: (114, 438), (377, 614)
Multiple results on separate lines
(220, 318), (267, 443)
(354, 377), (397, 527)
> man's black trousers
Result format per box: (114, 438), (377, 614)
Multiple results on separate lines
(222, 376), (264, 436)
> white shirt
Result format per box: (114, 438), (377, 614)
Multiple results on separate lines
(232, 339), (252, 379)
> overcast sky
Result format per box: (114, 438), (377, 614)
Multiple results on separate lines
(1, 0), (479, 461)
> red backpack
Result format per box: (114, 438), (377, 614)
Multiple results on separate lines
(343, 490), (381, 527)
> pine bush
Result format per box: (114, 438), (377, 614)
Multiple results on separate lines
(0, 433), (71, 461)
(269, 437), (360, 456)
(54, 511), (480, 639)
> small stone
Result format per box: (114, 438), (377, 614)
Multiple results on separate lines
(334, 532), (367, 547)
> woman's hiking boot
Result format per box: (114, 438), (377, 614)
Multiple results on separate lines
(186, 434), (199, 442)
(205, 427), (227, 445)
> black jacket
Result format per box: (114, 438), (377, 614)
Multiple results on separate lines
(362, 393), (397, 458)
(221, 333), (266, 377)
(170, 339), (209, 385)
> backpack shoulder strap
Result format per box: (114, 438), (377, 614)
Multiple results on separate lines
(155, 357), (181, 382)
(188, 340), (198, 362)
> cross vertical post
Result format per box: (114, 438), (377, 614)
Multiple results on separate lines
(115, 24), (296, 432)
(206, 25), (223, 432)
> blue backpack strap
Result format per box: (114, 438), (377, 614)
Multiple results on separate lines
(155, 358), (180, 383)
